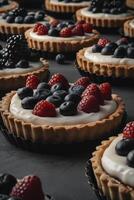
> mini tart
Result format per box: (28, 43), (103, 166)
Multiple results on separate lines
(76, 48), (134, 79)
(0, 59), (49, 91)
(0, 1), (18, 13)
(126, 0), (134, 9)
(25, 29), (99, 53)
(124, 19), (134, 38)
(45, 0), (90, 14)
(91, 136), (134, 200)
(76, 8), (134, 28)
(0, 93), (125, 143)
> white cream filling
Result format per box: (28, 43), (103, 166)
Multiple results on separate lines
(130, 19), (134, 28)
(0, 61), (43, 76)
(80, 7), (133, 19)
(102, 136), (134, 187)
(50, 0), (89, 6)
(29, 31), (93, 41)
(84, 47), (134, 65)
(10, 93), (117, 126)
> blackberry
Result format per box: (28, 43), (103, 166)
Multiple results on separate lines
(9, 8), (27, 17)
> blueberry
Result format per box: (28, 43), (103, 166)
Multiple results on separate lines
(16, 60), (29, 68)
(105, 42), (118, 51)
(35, 14), (44, 21)
(127, 150), (134, 168)
(69, 85), (85, 96)
(4, 60), (14, 68)
(14, 16), (24, 23)
(57, 22), (67, 30)
(55, 54), (65, 64)
(92, 44), (102, 53)
(110, 8), (119, 14)
(2, 13), (8, 19)
(128, 42), (134, 48)
(0, 174), (17, 195)
(115, 139), (134, 156)
(34, 89), (51, 100)
(37, 82), (50, 90)
(113, 47), (127, 58)
(51, 83), (64, 93)
(24, 16), (35, 24)
(127, 47), (134, 58)
(48, 28), (59, 37)
(53, 90), (67, 99)
(36, 10), (45, 16)
(64, 93), (81, 105)
(21, 96), (38, 109)
(46, 95), (63, 107)
(59, 101), (77, 116)
(17, 87), (33, 100)
(101, 46), (114, 55)
(6, 16), (15, 23)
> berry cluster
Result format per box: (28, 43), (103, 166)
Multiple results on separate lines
(92, 38), (134, 59)
(2, 8), (45, 24)
(33, 20), (93, 37)
(0, 173), (44, 200)
(0, 0), (8, 7)
(17, 73), (112, 117)
(116, 122), (134, 168)
(89, 0), (127, 14)
(0, 35), (40, 69)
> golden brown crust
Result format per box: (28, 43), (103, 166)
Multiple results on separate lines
(91, 136), (134, 200)
(0, 59), (49, 90)
(0, 1), (18, 13)
(126, 0), (134, 9)
(76, 48), (134, 79)
(0, 93), (125, 143)
(124, 20), (134, 38)
(25, 28), (100, 53)
(76, 9), (134, 28)
(45, 0), (89, 13)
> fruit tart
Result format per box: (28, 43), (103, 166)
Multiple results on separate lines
(0, 8), (51, 35)
(76, 0), (134, 28)
(90, 121), (134, 200)
(126, 0), (134, 10)
(0, 173), (53, 200)
(76, 37), (134, 80)
(124, 18), (134, 38)
(0, 74), (125, 144)
(25, 20), (99, 53)
(0, 0), (18, 13)
(45, 0), (90, 16)
(0, 34), (49, 91)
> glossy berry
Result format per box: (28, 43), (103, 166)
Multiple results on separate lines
(78, 95), (100, 113)
(53, 90), (67, 99)
(123, 121), (134, 139)
(48, 28), (59, 37)
(46, 95), (63, 107)
(115, 139), (134, 156)
(16, 60), (29, 68)
(72, 24), (84, 36)
(26, 75), (39, 89)
(64, 93), (81, 105)
(60, 27), (72, 37)
(33, 23), (42, 32)
(55, 54), (65, 64)
(113, 47), (127, 58)
(37, 24), (48, 35)
(0, 174), (17, 195)
(34, 89), (51, 100)
(82, 23), (92, 33)
(98, 38), (110, 47)
(51, 83), (64, 93)
(14, 16), (24, 23)
(99, 82), (112, 100)
(92, 44), (102, 53)
(48, 73), (69, 89)
(69, 85), (85, 96)
(24, 16), (34, 24)
(17, 87), (33, 100)
(101, 46), (114, 55)
(33, 100), (56, 117)
(21, 97), (38, 109)
(11, 175), (44, 200)
(37, 82), (50, 90)
(59, 101), (77, 116)
(74, 77), (90, 88)
(127, 47), (134, 59)
(6, 16), (14, 23)
(127, 150), (134, 168)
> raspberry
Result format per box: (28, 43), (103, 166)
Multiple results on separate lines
(78, 95), (100, 113)
(26, 75), (39, 89)
(74, 77), (90, 88)
(48, 73), (69, 89)
(82, 23), (93, 33)
(99, 82), (112, 100)
(60, 27), (72, 37)
(82, 83), (104, 105)
(72, 24), (84, 36)
(10, 175), (44, 200)
(98, 38), (110, 47)
(33, 23), (42, 32)
(123, 122), (134, 139)
(33, 100), (56, 117)
(37, 24), (48, 35)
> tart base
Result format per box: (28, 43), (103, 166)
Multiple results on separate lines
(76, 9), (134, 28)
(124, 20), (134, 38)
(76, 48), (134, 79)
(25, 29), (99, 53)
(0, 1), (18, 13)
(89, 136), (134, 200)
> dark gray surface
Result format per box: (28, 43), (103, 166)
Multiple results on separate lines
(0, 35), (134, 200)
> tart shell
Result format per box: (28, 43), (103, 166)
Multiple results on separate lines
(124, 20), (134, 38)
(0, 1), (18, 13)
(45, 0), (89, 14)
(126, 0), (134, 9)
(76, 9), (134, 28)
(0, 94), (125, 143)
(91, 136), (134, 200)
(76, 48), (134, 79)
(0, 59), (49, 91)
(25, 29), (100, 53)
